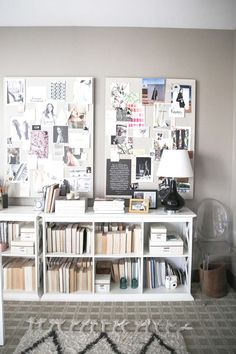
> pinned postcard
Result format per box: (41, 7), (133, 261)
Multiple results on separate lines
(169, 105), (185, 118)
(27, 86), (47, 103)
(130, 126), (149, 138)
(110, 145), (120, 162)
(73, 78), (93, 104)
(127, 104), (145, 128)
(106, 110), (117, 135)
(153, 103), (171, 128)
(69, 129), (90, 148)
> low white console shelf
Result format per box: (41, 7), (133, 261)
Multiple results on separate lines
(41, 208), (196, 301)
(0, 206), (196, 302)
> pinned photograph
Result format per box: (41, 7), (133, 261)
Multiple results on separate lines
(8, 148), (20, 164)
(53, 126), (68, 144)
(171, 84), (192, 113)
(142, 78), (165, 105)
(67, 103), (88, 129)
(6, 78), (25, 105)
(63, 146), (82, 166)
(135, 156), (153, 182)
(171, 127), (191, 150)
(153, 103), (171, 128)
(113, 123), (128, 145)
(38, 102), (57, 126)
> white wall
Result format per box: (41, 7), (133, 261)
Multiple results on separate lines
(0, 27), (234, 213)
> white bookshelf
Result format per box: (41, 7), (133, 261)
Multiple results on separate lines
(0, 206), (42, 301)
(41, 207), (196, 301)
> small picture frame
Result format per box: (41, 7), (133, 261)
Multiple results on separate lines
(132, 189), (158, 209)
(129, 198), (149, 213)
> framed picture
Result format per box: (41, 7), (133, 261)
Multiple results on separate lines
(132, 189), (158, 209)
(129, 198), (149, 214)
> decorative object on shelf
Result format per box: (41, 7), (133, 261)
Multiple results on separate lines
(132, 189), (158, 209)
(129, 198), (149, 213)
(120, 277), (128, 289)
(131, 278), (138, 289)
(2, 194), (8, 209)
(14, 318), (190, 354)
(165, 275), (178, 290)
(157, 149), (193, 213)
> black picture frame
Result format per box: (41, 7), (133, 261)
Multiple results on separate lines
(132, 189), (158, 209)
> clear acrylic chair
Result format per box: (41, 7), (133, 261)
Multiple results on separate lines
(194, 198), (233, 297)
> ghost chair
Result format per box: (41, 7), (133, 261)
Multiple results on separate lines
(194, 198), (233, 297)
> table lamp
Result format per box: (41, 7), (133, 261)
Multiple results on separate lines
(157, 149), (193, 213)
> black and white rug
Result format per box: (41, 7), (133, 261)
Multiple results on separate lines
(14, 318), (191, 354)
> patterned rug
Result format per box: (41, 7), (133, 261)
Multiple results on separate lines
(14, 318), (192, 354)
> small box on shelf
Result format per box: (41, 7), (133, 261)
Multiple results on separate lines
(11, 238), (35, 255)
(95, 274), (111, 293)
(149, 233), (183, 255)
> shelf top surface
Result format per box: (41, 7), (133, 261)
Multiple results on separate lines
(42, 207), (196, 222)
(0, 206), (196, 221)
(0, 206), (40, 220)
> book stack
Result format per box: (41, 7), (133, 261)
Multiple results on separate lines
(93, 198), (125, 214)
(44, 183), (60, 213)
(95, 223), (141, 255)
(46, 223), (91, 254)
(111, 258), (140, 288)
(46, 258), (93, 293)
(3, 258), (35, 291)
(55, 198), (88, 215)
(143, 258), (186, 289)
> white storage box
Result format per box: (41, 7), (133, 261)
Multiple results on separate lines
(150, 224), (167, 242)
(95, 274), (111, 293)
(149, 233), (183, 255)
(11, 238), (35, 255)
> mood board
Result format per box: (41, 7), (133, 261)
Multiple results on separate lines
(105, 78), (196, 198)
(3, 77), (94, 198)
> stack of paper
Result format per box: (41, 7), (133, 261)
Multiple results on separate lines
(55, 198), (88, 214)
(93, 198), (125, 213)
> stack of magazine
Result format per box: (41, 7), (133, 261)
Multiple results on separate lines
(55, 198), (88, 214)
(93, 198), (125, 214)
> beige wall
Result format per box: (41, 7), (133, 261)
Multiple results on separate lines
(0, 27), (234, 214)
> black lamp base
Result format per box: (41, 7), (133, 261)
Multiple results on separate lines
(161, 179), (185, 213)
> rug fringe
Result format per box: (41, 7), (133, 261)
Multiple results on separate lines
(25, 318), (192, 334)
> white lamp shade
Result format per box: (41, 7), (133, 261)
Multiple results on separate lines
(157, 149), (193, 178)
